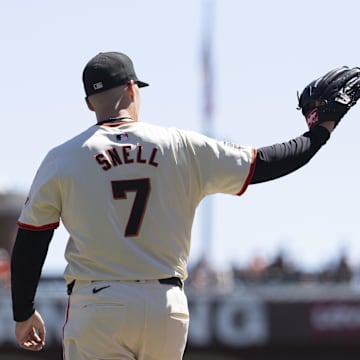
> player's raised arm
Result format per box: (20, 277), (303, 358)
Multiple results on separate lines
(250, 67), (360, 184)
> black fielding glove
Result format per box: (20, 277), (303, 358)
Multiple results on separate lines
(298, 66), (360, 129)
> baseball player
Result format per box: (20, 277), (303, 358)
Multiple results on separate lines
(10, 52), (360, 359)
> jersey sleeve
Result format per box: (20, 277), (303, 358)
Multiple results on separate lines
(182, 130), (257, 197)
(18, 151), (61, 231)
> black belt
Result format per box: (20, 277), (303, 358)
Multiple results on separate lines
(67, 276), (182, 295)
(158, 277), (183, 289)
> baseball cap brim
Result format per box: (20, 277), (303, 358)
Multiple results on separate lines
(137, 80), (149, 88)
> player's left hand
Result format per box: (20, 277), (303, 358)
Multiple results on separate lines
(15, 310), (46, 351)
(298, 66), (360, 129)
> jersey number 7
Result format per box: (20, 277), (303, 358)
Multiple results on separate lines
(111, 178), (151, 237)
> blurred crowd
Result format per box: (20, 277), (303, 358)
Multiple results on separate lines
(0, 246), (356, 291)
(187, 251), (356, 290)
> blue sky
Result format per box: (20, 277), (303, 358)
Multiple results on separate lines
(1, 0), (360, 274)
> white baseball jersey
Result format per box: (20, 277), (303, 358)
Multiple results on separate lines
(18, 121), (256, 283)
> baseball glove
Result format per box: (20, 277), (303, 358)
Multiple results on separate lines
(297, 66), (360, 129)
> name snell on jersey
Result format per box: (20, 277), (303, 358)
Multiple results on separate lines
(94, 144), (159, 171)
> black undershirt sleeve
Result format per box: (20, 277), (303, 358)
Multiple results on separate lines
(11, 228), (54, 322)
(250, 126), (331, 184)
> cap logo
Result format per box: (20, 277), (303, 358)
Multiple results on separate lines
(93, 82), (103, 91)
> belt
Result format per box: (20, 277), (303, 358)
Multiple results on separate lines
(67, 276), (183, 295)
(158, 277), (183, 289)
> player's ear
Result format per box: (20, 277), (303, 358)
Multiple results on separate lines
(127, 80), (137, 99)
(85, 97), (95, 111)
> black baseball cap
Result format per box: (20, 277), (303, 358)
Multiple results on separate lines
(82, 51), (149, 97)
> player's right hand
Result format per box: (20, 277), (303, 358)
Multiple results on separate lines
(15, 310), (46, 351)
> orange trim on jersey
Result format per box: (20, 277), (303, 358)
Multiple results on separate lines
(236, 148), (257, 196)
(17, 221), (60, 231)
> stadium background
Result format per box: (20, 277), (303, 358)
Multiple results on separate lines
(2, 0), (360, 358)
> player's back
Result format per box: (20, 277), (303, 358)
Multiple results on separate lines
(52, 121), (202, 282)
